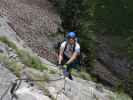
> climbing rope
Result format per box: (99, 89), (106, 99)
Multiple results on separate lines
(55, 77), (67, 100)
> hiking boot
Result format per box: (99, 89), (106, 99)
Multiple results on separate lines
(68, 74), (73, 80)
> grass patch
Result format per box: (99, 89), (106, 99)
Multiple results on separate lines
(80, 71), (92, 80)
(49, 69), (57, 74)
(41, 64), (49, 70)
(26, 69), (49, 83)
(0, 36), (49, 71)
(16, 49), (49, 70)
(0, 36), (48, 70)
(71, 69), (80, 77)
(8, 61), (22, 77)
(17, 49), (44, 69)
(71, 69), (92, 81)
(0, 54), (22, 77)
(0, 36), (17, 50)
(112, 92), (131, 100)
(0, 37), (56, 100)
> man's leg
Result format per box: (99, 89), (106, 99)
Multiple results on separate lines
(67, 59), (81, 80)
(61, 55), (70, 77)
(66, 65), (73, 80)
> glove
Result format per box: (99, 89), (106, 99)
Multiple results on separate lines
(63, 64), (68, 69)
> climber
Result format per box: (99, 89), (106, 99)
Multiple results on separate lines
(58, 32), (80, 80)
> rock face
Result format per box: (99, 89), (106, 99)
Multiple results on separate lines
(15, 85), (51, 100)
(0, 0), (130, 89)
(47, 77), (117, 100)
(0, 17), (24, 47)
(0, 43), (50, 100)
(0, 63), (51, 100)
(0, 63), (16, 100)
(0, 0), (62, 62)
(87, 39), (129, 88)
(92, 61), (119, 86)
(0, 17), (131, 100)
(96, 43), (129, 80)
(0, 17), (51, 100)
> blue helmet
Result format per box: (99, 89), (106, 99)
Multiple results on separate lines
(67, 32), (76, 38)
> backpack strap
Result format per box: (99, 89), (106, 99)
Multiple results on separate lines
(63, 42), (68, 54)
(73, 42), (76, 53)
(63, 41), (76, 54)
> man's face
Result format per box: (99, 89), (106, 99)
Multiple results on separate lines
(68, 38), (75, 44)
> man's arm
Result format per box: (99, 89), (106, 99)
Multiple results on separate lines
(66, 52), (79, 65)
(58, 42), (66, 65)
(58, 48), (63, 65)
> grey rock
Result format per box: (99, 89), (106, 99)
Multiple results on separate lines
(92, 61), (119, 86)
(0, 63), (51, 100)
(15, 87), (51, 100)
(0, 0), (62, 62)
(0, 43), (8, 54)
(0, 64), (16, 100)
(95, 44), (129, 85)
